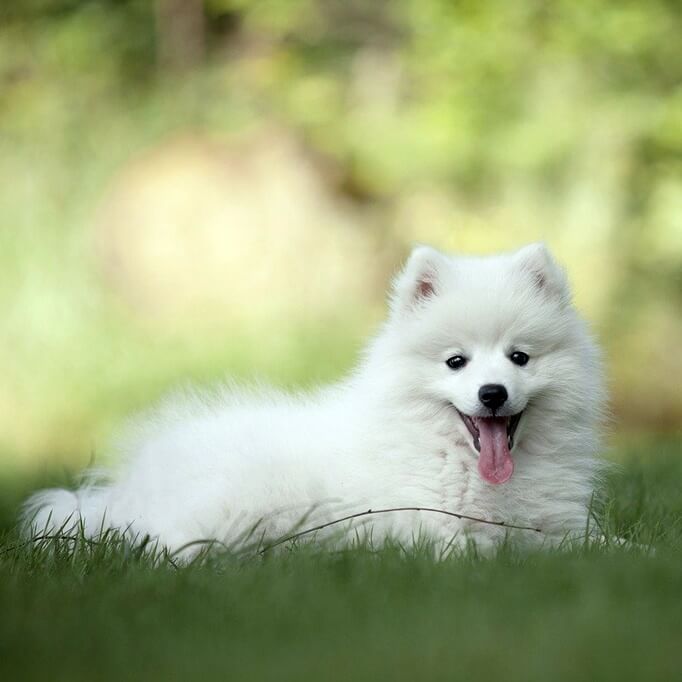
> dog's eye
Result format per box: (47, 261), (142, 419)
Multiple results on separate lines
(446, 355), (468, 370)
(510, 351), (530, 366)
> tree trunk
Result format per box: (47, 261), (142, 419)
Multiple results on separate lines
(155, 0), (206, 72)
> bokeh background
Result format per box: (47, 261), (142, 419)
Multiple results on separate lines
(1, 0), (680, 477)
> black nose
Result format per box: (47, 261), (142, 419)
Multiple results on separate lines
(478, 384), (508, 410)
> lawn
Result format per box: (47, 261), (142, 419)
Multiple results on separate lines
(0, 437), (681, 682)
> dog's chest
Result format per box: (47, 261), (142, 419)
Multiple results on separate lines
(376, 422), (478, 511)
(438, 446), (477, 511)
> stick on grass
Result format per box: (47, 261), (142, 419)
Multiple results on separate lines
(259, 506), (543, 554)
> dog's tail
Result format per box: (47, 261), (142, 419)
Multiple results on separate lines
(20, 483), (110, 539)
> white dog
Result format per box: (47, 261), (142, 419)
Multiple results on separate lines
(23, 243), (605, 555)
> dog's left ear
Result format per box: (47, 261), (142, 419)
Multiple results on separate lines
(515, 243), (571, 304)
(391, 245), (450, 315)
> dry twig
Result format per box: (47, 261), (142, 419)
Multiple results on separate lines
(259, 506), (543, 554)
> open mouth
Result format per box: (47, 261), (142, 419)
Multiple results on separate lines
(456, 410), (523, 485)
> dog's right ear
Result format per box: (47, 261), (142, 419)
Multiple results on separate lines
(390, 245), (450, 315)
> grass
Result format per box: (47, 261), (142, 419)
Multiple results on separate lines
(0, 437), (681, 682)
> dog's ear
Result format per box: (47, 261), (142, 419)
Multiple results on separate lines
(391, 245), (450, 314)
(515, 243), (570, 304)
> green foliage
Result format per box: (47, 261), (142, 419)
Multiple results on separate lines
(3, 1), (680, 187)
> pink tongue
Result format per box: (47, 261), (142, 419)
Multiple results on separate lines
(476, 417), (514, 484)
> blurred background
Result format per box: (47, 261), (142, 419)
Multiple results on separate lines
(0, 0), (680, 476)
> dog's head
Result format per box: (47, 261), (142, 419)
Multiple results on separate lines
(377, 243), (603, 484)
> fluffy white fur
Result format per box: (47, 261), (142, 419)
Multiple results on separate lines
(22, 243), (605, 556)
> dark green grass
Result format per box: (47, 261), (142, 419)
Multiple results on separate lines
(1, 438), (681, 682)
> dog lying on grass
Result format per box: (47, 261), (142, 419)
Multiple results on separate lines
(23, 243), (605, 556)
